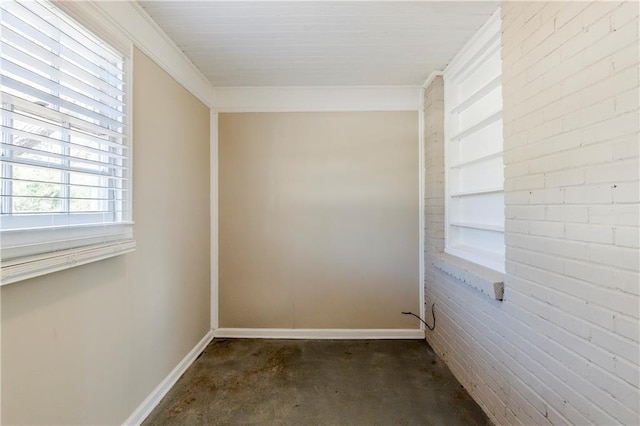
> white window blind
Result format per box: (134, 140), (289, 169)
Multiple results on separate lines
(0, 0), (132, 261)
(444, 9), (504, 273)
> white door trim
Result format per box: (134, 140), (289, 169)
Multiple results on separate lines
(210, 111), (219, 330)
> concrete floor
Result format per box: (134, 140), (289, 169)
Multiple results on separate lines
(143, 339), (490, 425)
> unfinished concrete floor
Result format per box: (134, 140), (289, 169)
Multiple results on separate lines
(143, 339), (490, 425)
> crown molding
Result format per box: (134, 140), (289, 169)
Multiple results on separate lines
(212, 86), (421, 113)
(422, 71), (444, 89)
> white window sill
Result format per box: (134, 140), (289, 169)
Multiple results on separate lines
(1, 240), (136, 286)
(432, 252), (505, 300)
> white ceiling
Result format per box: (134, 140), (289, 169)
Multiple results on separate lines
(139, 1), (499, 87)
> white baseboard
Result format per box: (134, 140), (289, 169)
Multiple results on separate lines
(213, 328), (425, 339)
(122, 329), (215, 426)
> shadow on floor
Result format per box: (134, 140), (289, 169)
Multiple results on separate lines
(143, 339), (490, 425)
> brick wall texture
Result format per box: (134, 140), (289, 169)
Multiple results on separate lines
(423, 2), (639, 424)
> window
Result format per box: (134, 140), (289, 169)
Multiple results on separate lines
(443, 9), (504, 273)
(0, 0), (132, 266)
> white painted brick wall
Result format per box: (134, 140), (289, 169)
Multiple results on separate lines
(424, 76), (445, 257)
(424, 2), (639, 424)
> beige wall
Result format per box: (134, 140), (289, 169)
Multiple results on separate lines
(1, 48), (211, 425)
(219, 112), (419, 329)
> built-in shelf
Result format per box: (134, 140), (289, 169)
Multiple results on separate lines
(450, 221), (504, 232)
(449, 151), (502, 169)
(448, 33), (501, 89)
(450, 187), (503, 197)
(450, 75), (501, 114)
(449, 110), (502, 141)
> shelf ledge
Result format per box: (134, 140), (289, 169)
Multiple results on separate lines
(450, 187), (503, 197)
(449, 151), (502, 169)
(449, 110), (502, 141)
(450, 222), (504, 232)
(432, 252), (505, 300)
(450, 74), (501, 114)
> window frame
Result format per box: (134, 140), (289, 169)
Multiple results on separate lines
(0, 0), (135, 285)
